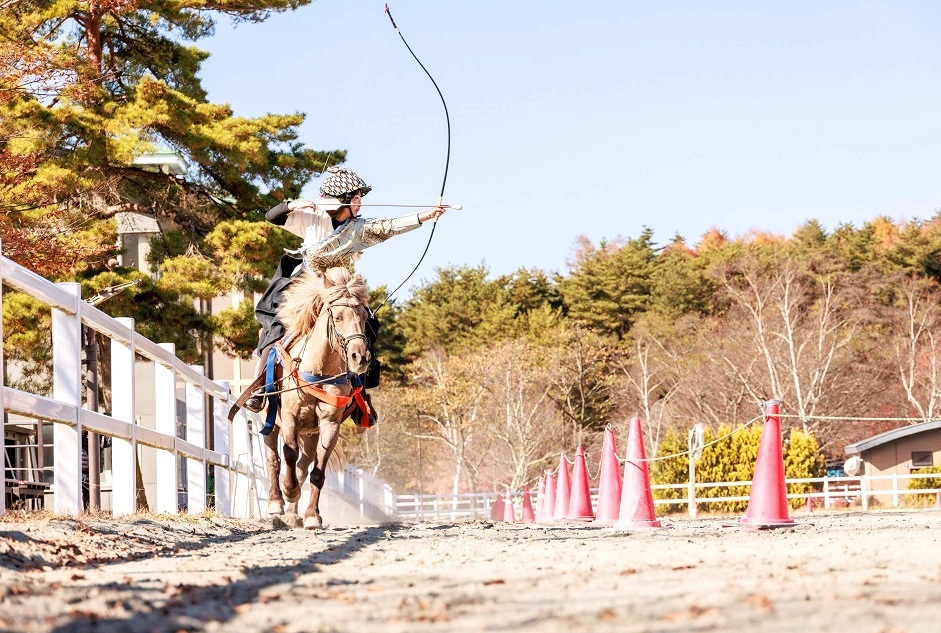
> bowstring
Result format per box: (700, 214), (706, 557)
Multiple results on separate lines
(375, 3), (451, 312)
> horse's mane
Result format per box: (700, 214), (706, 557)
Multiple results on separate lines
(278, 267), (370, 343)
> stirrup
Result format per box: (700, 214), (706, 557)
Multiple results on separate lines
(244, 394), (265, 413)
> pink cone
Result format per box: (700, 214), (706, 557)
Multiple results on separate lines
(614, 416), (662, 529)
(741, 400), (794, 527)
(553, 453), (571, 521)
(567, 446), (595, 520)
(593, 427), (622, 526)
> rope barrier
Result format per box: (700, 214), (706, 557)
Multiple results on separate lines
(777, 413), (941, 423)
(615, 414), (765, 464)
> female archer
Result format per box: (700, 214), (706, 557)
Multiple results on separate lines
(244, 166), (445, 417)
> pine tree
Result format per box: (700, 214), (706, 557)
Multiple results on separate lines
(1, 0), (340, 368)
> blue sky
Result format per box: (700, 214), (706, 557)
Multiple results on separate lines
(201, 1), (941, 295)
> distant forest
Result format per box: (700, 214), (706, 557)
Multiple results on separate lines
(355, 215), (941, 495)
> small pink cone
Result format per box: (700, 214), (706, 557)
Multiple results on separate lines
(503, 493), (516, 523)
(614, 416), (662, 529)
(593, 427), (622, 526)
(806, 497), (813, 513)
(491, 493), (504, 522)
(541, 469), (556, 522)
(535, 475), (546, 521)
(553, 454), (572, 521)
(567, 446), (595, 520)
(936, 491), (941, 509)
(740, 400), (794, 528)
(520, 487), (536, 522)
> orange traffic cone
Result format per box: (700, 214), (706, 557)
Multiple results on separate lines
(739, 400), (794, 528)
(535, 475), (546, 521)
(542, 469), (556, 522)
(491, 493), (504, 522)
(503, 492), (516, 523)
(521, 487), (536, 522)
(614, 416), (662, 529)
(593, 427), (622, 526)
(553, 453), (571, 521)
(567, 446), (595, 520)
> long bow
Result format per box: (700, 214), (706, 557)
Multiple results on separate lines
(378, 3), (451, 308)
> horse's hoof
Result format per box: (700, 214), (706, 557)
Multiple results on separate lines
(268, 501), (285, 515)
(303, 515), (323, 530)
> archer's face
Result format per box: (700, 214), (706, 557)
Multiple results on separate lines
(335, 193), (362, 222)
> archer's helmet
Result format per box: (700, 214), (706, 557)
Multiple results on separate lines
(319, 166), (372, 199)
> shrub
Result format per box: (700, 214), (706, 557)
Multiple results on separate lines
(650, 422), (825, 513)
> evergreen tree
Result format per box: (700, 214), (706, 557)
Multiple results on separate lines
(561, 228), (657, 339)
(1, 0), (340, 368)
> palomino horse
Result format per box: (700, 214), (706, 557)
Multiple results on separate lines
(263, 266), (371, 528)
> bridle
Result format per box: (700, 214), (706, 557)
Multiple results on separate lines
(323, 301), (370, 365)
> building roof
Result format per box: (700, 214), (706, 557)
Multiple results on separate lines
(845, 419), (941, 455)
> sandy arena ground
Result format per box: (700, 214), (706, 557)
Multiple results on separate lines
(0, 509), (939, 632)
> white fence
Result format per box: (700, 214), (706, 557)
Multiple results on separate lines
(0, 251), (392, 521)
(396, 472), (941, 522)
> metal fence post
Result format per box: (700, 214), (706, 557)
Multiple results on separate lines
(154, 344), (177, 514)
(52, 283), (82, 516)
(185, 365), (206, 514)
(112, 317), (137, 515)
(213, 381), (232, 517)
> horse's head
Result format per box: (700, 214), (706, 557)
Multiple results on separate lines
(280, 267), (373, 376)
(319, 268), (371, 375)
(323, 299), (371, 375)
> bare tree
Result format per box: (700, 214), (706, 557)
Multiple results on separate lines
(615, 318), (684, 453)
(712, 255), (874, 443)
(895, 278), (941, 421)
(403, 347), (492, 497)
(479, 340), (568, 490)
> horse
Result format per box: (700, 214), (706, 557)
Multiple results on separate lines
(262, 266), (372, 528)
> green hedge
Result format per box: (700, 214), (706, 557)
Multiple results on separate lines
(650, 423), (825, 513)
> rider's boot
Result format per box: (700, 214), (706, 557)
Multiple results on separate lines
(244, 391), (265, 413)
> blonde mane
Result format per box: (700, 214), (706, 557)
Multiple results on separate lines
(278, 267), (370, 343)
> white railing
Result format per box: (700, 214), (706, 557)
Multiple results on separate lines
(396, 472), (941, 521)
(328, 465), (397, 520)
(0, 252), (272, 517)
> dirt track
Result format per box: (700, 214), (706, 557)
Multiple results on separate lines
(1, 509), (939, 632)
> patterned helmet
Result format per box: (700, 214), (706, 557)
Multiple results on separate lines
(319, 166), (372, 198)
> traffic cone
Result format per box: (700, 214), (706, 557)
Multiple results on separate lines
(521, 487), (536, 522)
(491, 493), (504, 522)
(739, 400), (794, 528)
(567, 446), (595, 520)
(593, 427), (622, 526)
(935, 491), (940, 509)
(541, 469), (556, 522)
(535, 475), (546, 521)
(553, 453), (572, 521)
(614, 416), (662, 529)
(806, 497), (813, 513)
(503, 492), (516, 523)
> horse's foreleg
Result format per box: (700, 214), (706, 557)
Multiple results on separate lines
(263, 428), (285, 515)
(281, 422), (301, 504)
(304, 418), (341, 529)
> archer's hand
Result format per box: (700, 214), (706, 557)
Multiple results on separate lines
(420, 206), (446, 223)
(288, 199), (317, 212)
